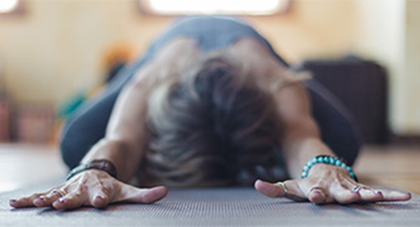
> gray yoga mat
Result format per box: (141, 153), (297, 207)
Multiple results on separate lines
(1, 177), (418, 227)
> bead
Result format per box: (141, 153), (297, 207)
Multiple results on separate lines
(301, 155), (357, 181)
(335, 160), (342, 166)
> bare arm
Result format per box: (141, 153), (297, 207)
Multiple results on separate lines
(231, 37), (411, 204)
(10, 38), (199, 210)
(80, 69), (152, 183)
(82, 37), (200, 182)
(231, 37), (336, 176)
(8, 61), (167, 210)
(274, 83), (334, 179)
(258, 75), (411, 204)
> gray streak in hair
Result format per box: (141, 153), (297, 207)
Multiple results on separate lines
(144, 51), (282, 187)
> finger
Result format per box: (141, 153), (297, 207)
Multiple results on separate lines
(52, 191), (87, 210)
(377, 189), (411, 202)
(114, 184), (168, 204)
(325, 180), (362, 204)
(307, 187), (329, 204)
(345, 183), (385, 203)
(254, 179), (306, 201)
(10, 195), (41, 208)
(328, 187), (361, 204)
(33, 189), (66, 208)
(254, 179), (285, 198)
(357, 187), (384, 203)
(9, 191), (50, 208)
(91, 193), (110, 209)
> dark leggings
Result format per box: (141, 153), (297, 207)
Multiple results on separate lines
(60, 16), (362, 170)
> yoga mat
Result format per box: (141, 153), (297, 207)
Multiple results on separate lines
(1, 177), (418, 227)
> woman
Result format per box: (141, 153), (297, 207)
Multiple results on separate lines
(10, 16), (411, 210)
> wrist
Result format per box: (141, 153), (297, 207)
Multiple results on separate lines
(67, 159), (118, 181)
(306, 163), (347, 177)
(301, 155), (357, 181)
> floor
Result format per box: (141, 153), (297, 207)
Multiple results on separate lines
(353, 145), (420, 194)
(0, 143), (67, 193)
(0, 143), (419, 194)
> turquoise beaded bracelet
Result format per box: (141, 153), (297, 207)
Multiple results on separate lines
(301, 155), (358, 181)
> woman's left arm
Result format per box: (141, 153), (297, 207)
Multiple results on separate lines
(231, 37), (410, 204)
(254, 80), (412, 204)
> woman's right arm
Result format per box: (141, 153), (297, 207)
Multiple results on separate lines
(9, 61), (168, 210)
(80, 37), (199, 183)
(9, 37), (199, 210)
(78, 37), (199, 183)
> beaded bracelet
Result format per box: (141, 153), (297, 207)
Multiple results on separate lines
(301, 155), (358, 181)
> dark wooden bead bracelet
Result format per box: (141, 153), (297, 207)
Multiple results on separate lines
(66, 159), (117, 181)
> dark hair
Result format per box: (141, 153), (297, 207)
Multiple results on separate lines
(144, 54), (282, 187)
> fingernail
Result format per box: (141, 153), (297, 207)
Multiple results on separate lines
(58, 198), (65, 203)
(374, 190), (382, 195)
(9, 199), (16, 203)
(39, 196), (46, 201)
(95, 195), (104, 200)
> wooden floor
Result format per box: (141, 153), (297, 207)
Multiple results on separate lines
(353, 145), (420, 194)
(0, 143), (419, 194)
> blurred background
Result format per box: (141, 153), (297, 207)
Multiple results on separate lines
(1, 0), (419, 147)
(0, 0), (420, 143)
(0, 1), (419, 148)
(0, 0), (419, 194)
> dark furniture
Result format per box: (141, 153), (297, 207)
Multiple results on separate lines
(298, 57), (390, 144)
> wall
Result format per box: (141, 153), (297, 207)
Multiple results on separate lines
(352, 0), (420, 135)
(0, 0), (170, 105)
(405, 0), (420, 134)
(0, 0), (358, 105)
(0, 0), (418, 134)
(352, 0), (406, 134)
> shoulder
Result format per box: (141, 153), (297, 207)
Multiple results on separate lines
(129, 37), (201, 89)
(229, 38), (310, 92)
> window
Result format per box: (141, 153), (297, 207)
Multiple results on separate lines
(0, 0), (23, 15)
(139, 0), (289, 16)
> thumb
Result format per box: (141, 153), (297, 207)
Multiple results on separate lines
(115, 183), (168, 204)
(254, 179), (286, 198)
(254, 179), (307, 201)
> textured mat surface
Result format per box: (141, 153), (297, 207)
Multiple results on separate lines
(1, 178), (419, 227)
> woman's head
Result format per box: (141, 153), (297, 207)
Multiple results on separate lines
(145, 52), (281, 187)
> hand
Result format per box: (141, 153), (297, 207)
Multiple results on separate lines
(9, 169), (168, 210)
(254, 164), (412, 204)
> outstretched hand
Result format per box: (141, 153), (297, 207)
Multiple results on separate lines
(9, 170), (168, 210)
(254, 164), (411, 204)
